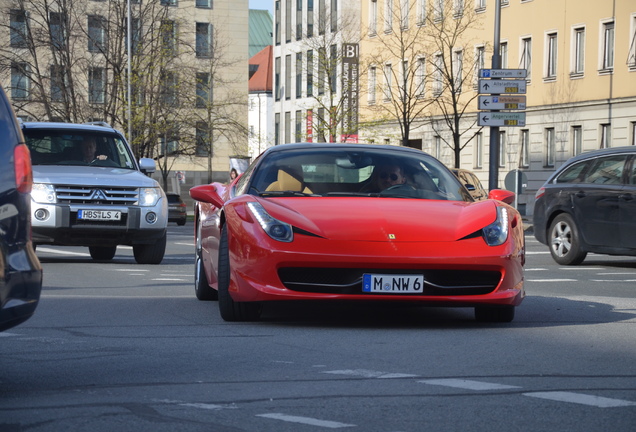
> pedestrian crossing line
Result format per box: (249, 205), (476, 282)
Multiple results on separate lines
(256, 413), (355, 428)
(524, 391), (636, 408)
(322, 369), (418, 379)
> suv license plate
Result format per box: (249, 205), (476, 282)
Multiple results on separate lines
(362, 274), (424, 294)
(78, 210), (121, 221)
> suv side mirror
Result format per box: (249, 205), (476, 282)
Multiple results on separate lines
(139, 158), (156, 174)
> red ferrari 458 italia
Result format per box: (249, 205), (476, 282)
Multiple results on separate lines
(190, 144), (525, 322)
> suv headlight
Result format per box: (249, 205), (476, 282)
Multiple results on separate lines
(31, 183), (56, 204)
(482, 206), (509, 246)
(139, 187), (161, 207)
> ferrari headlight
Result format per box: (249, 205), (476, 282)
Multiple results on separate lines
(31, 183), (56, 204)
(139, 187), (161, 207)
(247, 202), (293, 242)
(482, 206), (509, 246)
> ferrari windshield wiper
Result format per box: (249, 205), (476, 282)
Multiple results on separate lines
(258, 191), (317, 197)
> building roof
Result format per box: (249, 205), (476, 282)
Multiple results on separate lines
(249, 45), (273, 93)
(249, 9), (273, 58)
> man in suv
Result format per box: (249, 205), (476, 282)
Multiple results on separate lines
(22, 122), (168, 264)
(0, 84), (42, 331)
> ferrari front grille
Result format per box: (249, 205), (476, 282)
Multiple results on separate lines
(278, 268), (501, 296)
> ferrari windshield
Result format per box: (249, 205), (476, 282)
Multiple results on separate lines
(24, 130), (137, 170)
(246, 146), (472, 201)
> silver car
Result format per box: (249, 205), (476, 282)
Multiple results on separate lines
(22, 122), (168, 264)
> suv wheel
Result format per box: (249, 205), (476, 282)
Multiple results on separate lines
(89, 246), (117, 261)
(548, 213), (587, 265)
(133, 232), (166, 264)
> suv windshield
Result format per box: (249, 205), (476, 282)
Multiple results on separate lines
(24, 130), (137, 170)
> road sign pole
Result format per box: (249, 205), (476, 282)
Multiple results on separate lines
(488, 0), (502, 192)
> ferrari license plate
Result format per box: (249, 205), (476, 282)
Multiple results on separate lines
(77, 210), (121, 221)
(362, 274), (424, 294)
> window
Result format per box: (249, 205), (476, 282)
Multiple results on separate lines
(307, 0), (314, 37)
(274, 113), (280, 145)
(434, 136), (441, 159)
(545, 128), (555, 167)
(88, 15), (106, 53)
(50, 65), (64, 102)
(318, 48), (325, 95)
(520, 37), (531, 81)
(160, 71), (177, 105)
(601, 21), (614, 71)
(331, 0), (338, 33)
(453, 50), (463, 93)
(196, 73), (210, 107)
(369, 0), (377, 36)
(474, 132), (483, 169)
(546, 32), (557, 79)
(285, 54), (291, 100)
(629, 14), (636, 70)
(196, 122), (210, 156)
(285, 0), (291, 42)
(307, 50), (313, 96)
(434, 0), (443, 21)
(129, 18), (141, 54)
(160, 0), (177, 5)
(499, 130), (506, 168)
(89, 67), (105, 103)
(296, 0), (302, 39)
(416, 57), (425, 97)
(275, 0), (281, 44)
(383, 63), (392, 101)
(10, 10), (27, 48)
(196, 23), (212, 58)
(275, 56), (281, 100)
(284, 112), (291, 144)
(433, 54), (443, 95)
(196, 0), (211, 8)
(474, 45), (485, 88)
(330, 45), (337, 94)
(583, 156), (626, 185)
(417, 0), (426, 26)
(520, 129), (530, 167)
(384, 0), (393, 33)
(295, 110), (303, 141)
(475, 0), (486, 12)
(600, 123), (611, 149)
(11, 62), (29, 100)
(499, 41), (508, 68)
(50, 12), (66, 49)
(454, 0), (464, 18)
(368, 65), (376, 103)
(573, 27), (585, 75)
(632, 121), (636, 146)
(160, 131), (179, 155)
(319, 0), (325, 35)
(161, 20), (177, 56)
(401, 0), (409, 29)
(400, 60), (409, 94)
(296, 52), (302, 98)
(571, 126), (582, 155)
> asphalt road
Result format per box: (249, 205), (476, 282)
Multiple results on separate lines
(1, 224), (635, 431)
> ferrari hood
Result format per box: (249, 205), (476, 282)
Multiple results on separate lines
(257, 197), (499, 242)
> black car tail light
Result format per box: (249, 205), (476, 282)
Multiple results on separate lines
(14, 144), (33, 193)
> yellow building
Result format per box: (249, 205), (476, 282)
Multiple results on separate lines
(359, 0), (636, 215)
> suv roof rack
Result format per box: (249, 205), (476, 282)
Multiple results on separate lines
(84, 121), (112, 128)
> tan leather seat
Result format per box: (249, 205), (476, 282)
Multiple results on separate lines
(266, 169), (313, 194)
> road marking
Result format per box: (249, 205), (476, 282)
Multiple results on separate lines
(526, 279), (578, 282)
(592, 279), (636, 283)
(525, 251), (550, 255)
(152, 278), (187, 281)
(36, 247), (89, 256)
(257, 413), (355, 428)
(180, 403), (238, 410)
(322, 369), (418, 379)
(420, 378), (521, 391)
(525, 268), (548, 271)
(524, 392), (636, 408)
(0, 332), (19, 337)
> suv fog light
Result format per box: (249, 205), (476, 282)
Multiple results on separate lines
(34, 208), (49, 221)
(145, 212), (157, 224)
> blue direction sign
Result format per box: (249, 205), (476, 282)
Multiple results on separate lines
(479, 69), (528, 78)
(478, 95), (527, 110)
(478, 112), (526, 127)
(478, 79), (527, 94)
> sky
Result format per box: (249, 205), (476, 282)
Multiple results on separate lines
(249, 0), (274, 14)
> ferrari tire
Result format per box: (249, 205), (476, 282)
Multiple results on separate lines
(89, 246), (117, 261)
(475, 306), (515, 323)
(548, 213), (587, 265)
(217, 226), (262, 322)
(195, 223), (217, 301)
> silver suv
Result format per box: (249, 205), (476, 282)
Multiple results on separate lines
(22, 122), (168, 264)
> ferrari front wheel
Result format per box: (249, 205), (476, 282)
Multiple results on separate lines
(475, 306), (515, 323)
(217, 226), (262, 322)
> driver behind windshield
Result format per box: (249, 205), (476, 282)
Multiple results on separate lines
(361, 162), (408, 193)
(80, 136), (107, 163)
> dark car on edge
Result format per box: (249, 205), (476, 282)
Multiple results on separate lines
(167, 193), (187, 225)
(0, 84), (42, 331)
(533, 146), (636, 265)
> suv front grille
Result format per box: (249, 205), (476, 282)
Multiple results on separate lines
(55, 185), (138, 205)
